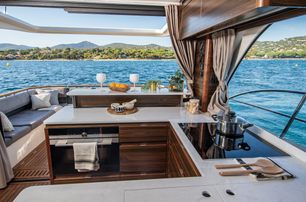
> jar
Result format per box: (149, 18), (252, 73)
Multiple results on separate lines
(188, 99), (199, 114)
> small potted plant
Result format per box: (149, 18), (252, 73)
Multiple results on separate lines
(169, 70), (184, 92)
(143, 80), (161, 92)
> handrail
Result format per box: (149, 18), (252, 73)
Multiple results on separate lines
(0, 84), (146, 98)
(230, 89), (306, 99)
(230, 89), (306, 139)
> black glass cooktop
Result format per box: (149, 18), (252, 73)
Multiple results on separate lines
(178, 123), (288, 159)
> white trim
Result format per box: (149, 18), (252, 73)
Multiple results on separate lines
(0, 13), (169, 36)
(248, 125), (306, 163)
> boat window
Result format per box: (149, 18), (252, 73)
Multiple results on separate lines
(0, 6), (179, 94)
(0, 6), (166, 29)
(229, 14), (306, 149)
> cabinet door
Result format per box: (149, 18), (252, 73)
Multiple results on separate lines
(120, 143), (167, 173)
(168, 127), (201, 177)
(119, 123), (168, 143)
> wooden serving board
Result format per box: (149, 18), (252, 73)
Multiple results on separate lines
(107, 107), (138, 115)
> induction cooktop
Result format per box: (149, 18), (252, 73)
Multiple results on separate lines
(178, 122), (288, 159)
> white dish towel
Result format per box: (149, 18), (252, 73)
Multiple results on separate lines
(73, 142), (100, 172)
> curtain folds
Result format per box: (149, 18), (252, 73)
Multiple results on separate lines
(165, 5), (197, 97)
(0, 130), (14, 189)
(208, 29), (236, 115)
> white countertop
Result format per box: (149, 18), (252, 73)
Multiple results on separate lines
(43, 106), (214, 125)
(67, 88), (190, 96)
(17, 106), (306, 202)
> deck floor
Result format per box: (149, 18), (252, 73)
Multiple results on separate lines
(0, 142), (50, 202)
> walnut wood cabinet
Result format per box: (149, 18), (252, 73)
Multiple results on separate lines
(119, 123), (169, 176)
(45, 122), (200, 183)
(168, 125), (201, 177)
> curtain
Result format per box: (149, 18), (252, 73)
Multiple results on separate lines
(0, 130), (14, 189)
(165, 5), (197, 97)
(207, 29), (236, 115)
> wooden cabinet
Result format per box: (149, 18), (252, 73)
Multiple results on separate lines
(119, 123), (168, 177)
(120, 143), (167, 173)
(120, 123), (168, 143)
(168, 126), (201, 177)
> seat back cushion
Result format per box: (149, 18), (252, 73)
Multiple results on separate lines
(36, 89), (59, 105)
(31, 93), (51, 110)
(0, 91), (31, 114)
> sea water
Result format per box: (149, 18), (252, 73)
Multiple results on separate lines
(0, 59), (305, 148)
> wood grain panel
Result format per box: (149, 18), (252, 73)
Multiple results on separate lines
(180, 0), (258, 39)
(74, 95), (182, 108)
(119, 123), (168, 143)
(120, 143), (167, 173)
(257, 0), (306, 7)
(168, 126), (201, 177)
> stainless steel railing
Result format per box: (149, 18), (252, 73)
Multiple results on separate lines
(229, 89), (306, 139)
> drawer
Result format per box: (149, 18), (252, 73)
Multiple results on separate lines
(119, 123), (168, 143)
(120, 143), (167, 173)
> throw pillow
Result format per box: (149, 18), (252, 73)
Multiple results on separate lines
(36, 89), (59, 105)
(0, 111), (14, 132)
(31, 93), (51, 110)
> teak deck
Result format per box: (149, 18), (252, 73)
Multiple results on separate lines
(0, 142), (50, 202)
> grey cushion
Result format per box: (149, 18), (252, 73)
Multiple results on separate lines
(4, 126), (31, 146)
(0, 91), (31, 114)
(9, 110), (55, 129)
(36, 89), (59, 105)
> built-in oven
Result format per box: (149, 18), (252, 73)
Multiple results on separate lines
(48, 126), (119, 177)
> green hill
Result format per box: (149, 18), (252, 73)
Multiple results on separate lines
(246, 36), (306, 59)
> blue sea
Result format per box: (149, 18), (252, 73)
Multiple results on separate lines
(0, 59), (305, 148)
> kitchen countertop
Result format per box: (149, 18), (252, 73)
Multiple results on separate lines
(17, 106), (306, 202)
(43, 106), (214, 125)
(67, 88), (190, 96)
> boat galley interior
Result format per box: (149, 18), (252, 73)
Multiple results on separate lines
(0, 0), (306, 201)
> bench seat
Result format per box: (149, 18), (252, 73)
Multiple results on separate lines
(9, 110), (55, 129)
(4, 126), (32, 146)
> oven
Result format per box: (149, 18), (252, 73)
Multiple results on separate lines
(48, 126), (119, 177)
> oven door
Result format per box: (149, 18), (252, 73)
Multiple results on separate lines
(50, 136), (119, 176)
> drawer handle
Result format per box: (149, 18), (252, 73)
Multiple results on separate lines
(139, 143), (147, 147)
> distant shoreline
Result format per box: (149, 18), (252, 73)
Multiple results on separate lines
(244, 58), (306, 60)
(1, 58), (177, 62)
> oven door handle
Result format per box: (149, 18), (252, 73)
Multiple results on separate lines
(53, 138), (113, 147)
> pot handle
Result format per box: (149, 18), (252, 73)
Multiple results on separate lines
(241, 123), (253, 129)
(211, 114), (218, 121)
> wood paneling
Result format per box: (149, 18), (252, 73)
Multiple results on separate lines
(74, 95), (182, 108)
(180, 0), (306, 39)
(193, 40), (205, 106)
(119, 123), (168, 143)
(201, 35), (218, 112)
(168, 126), (201, 177)
(120, 143), (167, 173)
(119, 123), (168, 174)
(257, 0), (306, 7)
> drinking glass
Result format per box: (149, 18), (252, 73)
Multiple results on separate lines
(96, 73), (106, 89)
(129, 74), (139, 91)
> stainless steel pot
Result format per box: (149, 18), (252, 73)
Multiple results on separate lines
(212, 111), (253, 136)
(214, 132), (250, 151)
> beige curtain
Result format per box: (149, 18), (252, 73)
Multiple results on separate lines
(208, 29), (236, 115)
(165, 5), (197, 97)
(0, 131), (14, 189)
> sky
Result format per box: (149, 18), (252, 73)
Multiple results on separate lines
(0, 6), (306, 47)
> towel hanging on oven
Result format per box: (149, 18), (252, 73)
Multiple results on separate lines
(73, 142), (100, 172)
